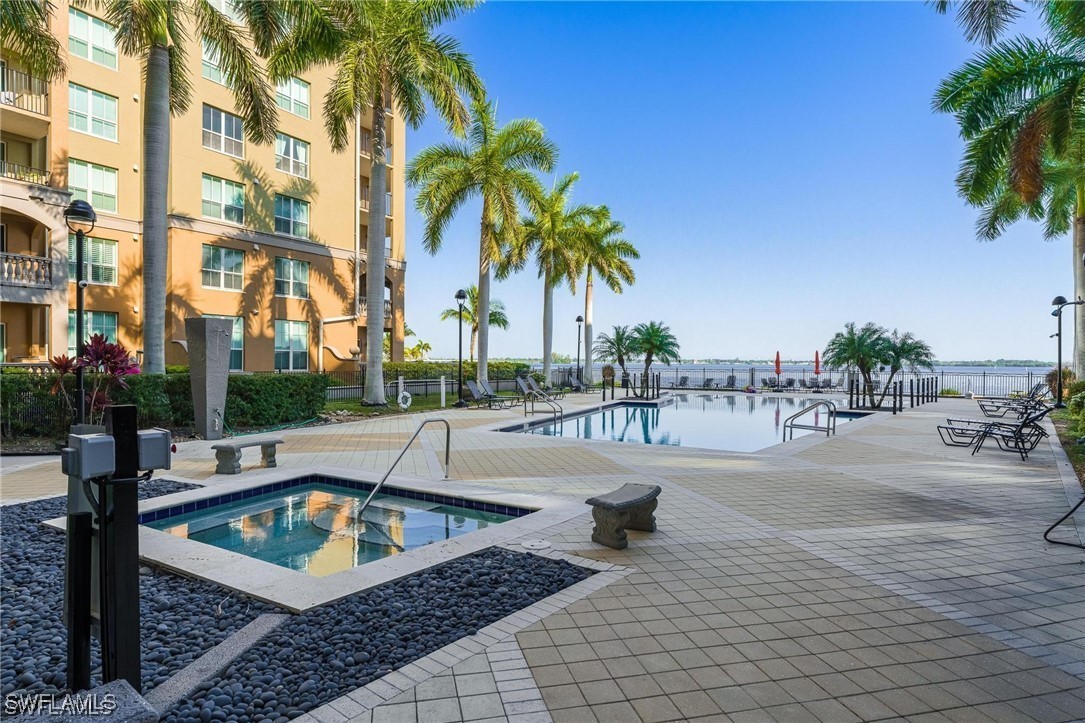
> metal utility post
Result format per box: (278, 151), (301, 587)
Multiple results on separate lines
(575, 315), (584, 385)
(64, 200), (97, 424)
(1050, 295), (1084, 408)
(453, 289), (467, 408)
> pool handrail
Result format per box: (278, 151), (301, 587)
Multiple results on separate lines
(524, 389), (563, 428)
(782, 400), (837, 441)
(356, 418), (451, 518)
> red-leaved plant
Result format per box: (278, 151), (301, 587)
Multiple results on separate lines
(50, 334), (140, 426)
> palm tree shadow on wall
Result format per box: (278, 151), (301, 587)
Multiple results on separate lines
(230, 161), (352, 363)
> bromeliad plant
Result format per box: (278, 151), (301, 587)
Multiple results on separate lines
(50, 334), (140, 426)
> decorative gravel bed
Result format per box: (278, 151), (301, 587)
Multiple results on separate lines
(166, 548), (594, 723)
(1, 480), (278, 697)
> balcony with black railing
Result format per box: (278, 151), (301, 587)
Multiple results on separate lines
(1, 67), (49, 116)
(1, 161), (49, 185)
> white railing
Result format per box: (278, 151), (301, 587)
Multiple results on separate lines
(1, 252), (53, 288)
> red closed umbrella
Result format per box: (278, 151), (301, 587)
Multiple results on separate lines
(814, 350), (821, 376)
(775, 351), (782, 378)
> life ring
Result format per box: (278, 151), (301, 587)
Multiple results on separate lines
(398, 391), (412, 410)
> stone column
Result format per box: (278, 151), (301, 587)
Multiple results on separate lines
(185, 317), (232, 440)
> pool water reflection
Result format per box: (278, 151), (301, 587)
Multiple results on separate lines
(527, 394), (858, 453)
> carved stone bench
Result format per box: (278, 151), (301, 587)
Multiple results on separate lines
(585, 483), (661, 549)
(211, 438), (284, 475)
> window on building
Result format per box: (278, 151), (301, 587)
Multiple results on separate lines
(201, 105), (244, 158)
(207, 0), (242, 23)
(69, 83), (118, 141)
(274, 195), (309, 239)
(275, 133), (309, 178)
(204, 314), (244, 370)
(275, 77), (310, 119)
(274, 320), (308, 371)
(201, 245), (244, 291)
(68, 8), (118, 70)
(201, 174), (245, 224)
(68, 310), (118, 356)
(68, 159), (117, 213)
(67, 234), (117, 285)
(201, 40), (227, 85)
(274, 257), (309, 298)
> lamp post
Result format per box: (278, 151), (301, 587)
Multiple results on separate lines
(64, 200), (97, 425)
(453, 289), (467, 408)
(1051, 295), (1084, 408)
(575, 315), (584, 386)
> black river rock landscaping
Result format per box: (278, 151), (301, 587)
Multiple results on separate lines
(1, 480), (278, 697)
(164, 548), (594, 723)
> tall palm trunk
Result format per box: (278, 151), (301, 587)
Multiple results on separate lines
(1074, 188), (1085, 376)
(583, 268), (594, 386)
(363, 97), (387, 404)
(476, 199), (491, 384)
(641, 355), (653, 396)
(142, 43), (170, 375)
(541, 270), (553, 386)
(470, 326), (477, 362)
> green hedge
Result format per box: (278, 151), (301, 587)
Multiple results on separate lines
(377, 361), (532, 381)
(1, 372), (330, 437)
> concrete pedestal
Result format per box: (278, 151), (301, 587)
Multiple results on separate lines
(184, 317), (232, 441)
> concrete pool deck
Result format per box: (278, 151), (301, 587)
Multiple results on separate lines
(2, 394), (1084, 721)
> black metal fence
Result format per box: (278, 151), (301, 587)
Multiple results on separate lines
(325, 374), (522, 402)
(545, 365), (1049, 398)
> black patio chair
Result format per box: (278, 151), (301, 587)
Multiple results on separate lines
(702, 378), (715, 390)
(527, 376), (565, 400)
(670, 376), (689, 389)
(937, 406), (1052, 460)
(725, 375), (737, 389)
(465, 380), (513, 409)
(480, 379), (523, 406)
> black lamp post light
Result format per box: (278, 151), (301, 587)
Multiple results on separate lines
(575, 315), (584, 386)
(64, 199), (97, 426)
(453, 288), (468, 408)
(1051, 295), (1084, 408)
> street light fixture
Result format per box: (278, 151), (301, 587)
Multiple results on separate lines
(64, 200), (97, 426)
(453, 289), (468, 408)
(1051, 295), (1084, 408)
(575, 315), (584, 386)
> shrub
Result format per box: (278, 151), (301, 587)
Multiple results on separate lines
(378, 361), (532, 381)
(1066, 380), (1085, 399)
(1046, 367), (1075, 400)
(223, 374), (329, 428)
(1068, 391), (1085, 416)
(940, 387), (961, 396)
(165, 365), (189, 374)
(0, 373), (68, 439)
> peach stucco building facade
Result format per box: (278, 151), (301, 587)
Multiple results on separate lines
(0, 2), (407, 372)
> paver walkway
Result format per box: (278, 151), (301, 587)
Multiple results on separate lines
(3, 394), (1084, 721)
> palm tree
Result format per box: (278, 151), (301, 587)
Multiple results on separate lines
(439, 284), (510, 362)
(273, 0), (483, 404)
(929, 0), (1023, 46)
(632, 321), (679, 396)
(878, 330), (935, 405)
(822, 322), (892, 407)
(577, 207), (638, 385)
(500, 173), (590, 386)
(409, 99), (557, 384)
(1, 0), (66, 82)
(95, 1), (293, 374)
(934, 32), (1085, 372)
(592, 325), (639, 384)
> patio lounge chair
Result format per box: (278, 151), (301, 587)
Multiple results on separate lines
(466, 380), (513, 409)
(480, 379), (523, 406)
(977, 383), (1049, 418)
(527, 376), (565, 400)
(725, 375), (737, 389)
(670, 376), (689, 389)
(937, 406), (1052, 460)
(702, 378), (715, 390)
(784, 378), (797, 391)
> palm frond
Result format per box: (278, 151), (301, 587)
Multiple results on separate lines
(0, 0), (66, 81)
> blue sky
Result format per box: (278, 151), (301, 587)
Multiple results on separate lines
(401, 2), (1062, 362)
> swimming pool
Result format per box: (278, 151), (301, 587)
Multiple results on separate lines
(525, 394), (863, 452)
(146, 483), (517, 577)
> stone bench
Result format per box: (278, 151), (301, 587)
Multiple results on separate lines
(585, 483), (661, 549)
(211, 438), (283, 475)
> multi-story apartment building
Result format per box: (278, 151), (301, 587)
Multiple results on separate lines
(0, 2), (407, 372)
